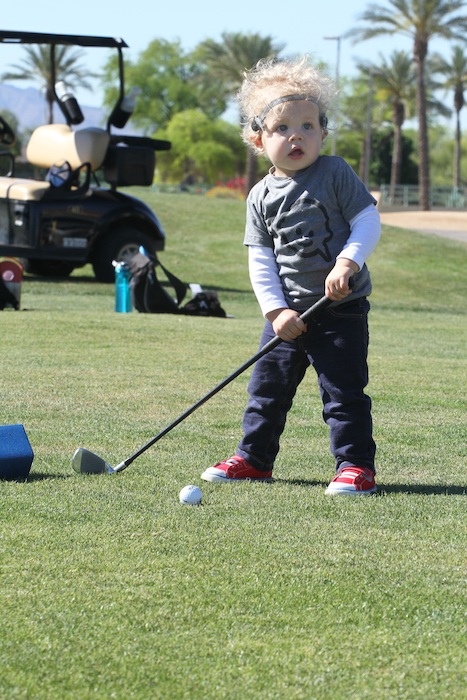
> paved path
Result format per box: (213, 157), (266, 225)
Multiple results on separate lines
(378, 210), (467, 244)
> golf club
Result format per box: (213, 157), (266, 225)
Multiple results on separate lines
(72, 292), (337, 475)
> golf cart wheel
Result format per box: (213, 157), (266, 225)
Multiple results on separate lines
(24, 259), (76, 277)
(92, 227), (157, 283)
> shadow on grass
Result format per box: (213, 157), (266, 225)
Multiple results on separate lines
(24, 274), (252, 295)
(26, 473), (73, 482)
(24, 274), (97, 285)
(274, 478), (329, 488)
(5, 470), (464, 493)
(377, 482), (466, 496)
(274, 478), (466, 496)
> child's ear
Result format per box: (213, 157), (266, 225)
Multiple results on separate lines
(250, 132), (264, 152)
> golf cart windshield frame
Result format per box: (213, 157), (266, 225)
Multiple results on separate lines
(0, 30), (128, 49)
(0, 30), (129, 129)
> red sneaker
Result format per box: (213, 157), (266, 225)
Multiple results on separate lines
(201, 455), (272, 483)
(325, 466), (376, 496)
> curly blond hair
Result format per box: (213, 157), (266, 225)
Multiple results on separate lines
(237, 56), (336, 153)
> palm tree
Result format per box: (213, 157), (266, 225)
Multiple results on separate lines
(357, 51), (417, 200)
(2, 45), (95, 124)
(430, 45), (467, 188)
(196, 32), (285, 194)
(348, 0), (467, 210)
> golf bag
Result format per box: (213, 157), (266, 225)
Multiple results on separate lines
(0, 274), (19, 310)
(128, 252), (226, 317)
(0, 257), (23, 310)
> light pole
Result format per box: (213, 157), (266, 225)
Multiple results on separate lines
(323, 36), (341, 156)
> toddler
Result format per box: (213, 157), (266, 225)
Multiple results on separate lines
(201, 57), (381, 495)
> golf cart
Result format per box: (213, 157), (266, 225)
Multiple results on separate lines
(0, 30), (170, 282)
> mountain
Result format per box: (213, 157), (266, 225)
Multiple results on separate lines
(0, 83), (108, 131)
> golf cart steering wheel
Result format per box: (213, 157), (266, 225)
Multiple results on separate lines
(0, 115), (16, 147)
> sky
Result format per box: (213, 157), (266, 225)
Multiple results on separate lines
(2, 0), (462, 128)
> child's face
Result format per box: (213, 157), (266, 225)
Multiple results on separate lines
(253, 100), (326, 177)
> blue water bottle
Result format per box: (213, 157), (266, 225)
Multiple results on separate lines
(113, 260), (132, 313)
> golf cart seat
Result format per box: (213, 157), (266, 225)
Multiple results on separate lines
(0, 114), (52, 200)
(0, 125), (111, 202)
(27, 124), (110, 172)
(20, 124), (112, 198)
(0, 177), (50, 201)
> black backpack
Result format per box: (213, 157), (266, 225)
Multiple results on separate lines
(128, 252), (226, 317)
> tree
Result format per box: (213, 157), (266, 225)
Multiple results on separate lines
(101, 39), (228, 135)
(430, 45), (467, 187)
(348, 0), (467, 210)
(357, 51), (417, 198)
(338, 74), (387, 182)
(371, 129), (419, 185)
(155, 110), (245, 185)
(1, 45), (95, 124)
(195, 32), (285, 194)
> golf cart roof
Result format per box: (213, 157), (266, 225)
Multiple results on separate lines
(0, 30), (128, 49)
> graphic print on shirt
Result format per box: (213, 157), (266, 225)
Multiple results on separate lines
(267, 195), (334, 262)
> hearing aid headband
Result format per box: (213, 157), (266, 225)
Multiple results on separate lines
(251, 94), (327, 132)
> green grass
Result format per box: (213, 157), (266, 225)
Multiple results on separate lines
(0, 192), (466, 699)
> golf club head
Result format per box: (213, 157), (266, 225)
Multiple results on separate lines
(72, 448), (115, 475)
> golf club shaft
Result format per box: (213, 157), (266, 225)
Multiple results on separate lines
(113, 294), (334, 472)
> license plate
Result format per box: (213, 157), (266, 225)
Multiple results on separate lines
(63, 238), (87, 248)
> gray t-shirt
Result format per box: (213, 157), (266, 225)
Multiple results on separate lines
(244, 155), (376, 309)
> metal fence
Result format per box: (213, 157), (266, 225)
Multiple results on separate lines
(379, 185), (466, 210)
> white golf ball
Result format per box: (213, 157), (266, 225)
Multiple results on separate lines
(179, 484), (202, 506)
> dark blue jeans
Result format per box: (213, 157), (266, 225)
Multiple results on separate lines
(237, 297), (376, 473)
